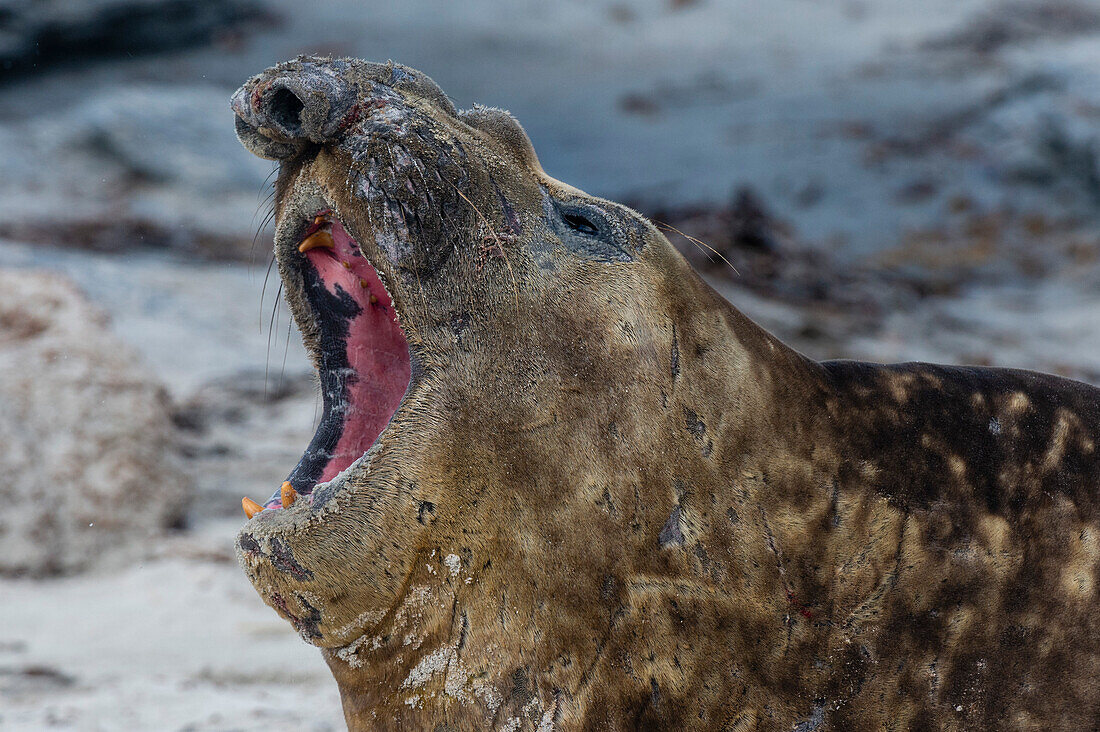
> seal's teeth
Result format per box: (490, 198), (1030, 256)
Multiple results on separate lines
(298, 230), (335, 253)
(242, 497), (263, 518)
(281, 481), (298, 509)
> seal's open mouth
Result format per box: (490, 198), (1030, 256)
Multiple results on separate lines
(252, 205), (411, 513)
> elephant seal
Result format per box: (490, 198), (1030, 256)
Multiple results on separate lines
(230, 57), (1100, 730)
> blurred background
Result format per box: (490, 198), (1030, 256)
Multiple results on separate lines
(4, 0), (1100, 728)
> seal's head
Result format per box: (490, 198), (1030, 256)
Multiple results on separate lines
(230, 56), (713, 651)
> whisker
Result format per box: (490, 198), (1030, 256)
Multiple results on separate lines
(259, 252), (277, 333)
(265, 280), (283, 400)
(451, 184), (521, 314)
(680, 233), (716, 263)
(656, 221), (740, 276)
(250, 170), (278, 266)
(252, 201), (277, 268)
(259, 165), (278, 196)
(279, 314), (293, 394)
(250, 172), (277, 226)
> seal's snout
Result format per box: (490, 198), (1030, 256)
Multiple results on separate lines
(231, 57), (358, 161)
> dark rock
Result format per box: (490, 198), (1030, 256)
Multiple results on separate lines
(924, 1), (1100, 55)
(0, 268), (189, 575)
(729, 186), (780, 252)
(0, 0), (267, 79)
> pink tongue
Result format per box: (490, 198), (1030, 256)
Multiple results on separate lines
(305, 220), (411, 484)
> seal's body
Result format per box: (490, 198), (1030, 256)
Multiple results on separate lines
(231, 57), (1100, 730)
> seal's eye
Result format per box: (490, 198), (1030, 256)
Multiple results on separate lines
(563, 213), (599, 236)
(546, 194), (633, 261)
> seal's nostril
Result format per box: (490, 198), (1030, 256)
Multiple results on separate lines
(234, 59), (358, 148)
(269, 86), (306, 135)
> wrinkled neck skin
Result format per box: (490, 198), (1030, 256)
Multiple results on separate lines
(319, 252), (837, 729)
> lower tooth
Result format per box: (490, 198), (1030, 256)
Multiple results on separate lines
(281, 481), (298, 509)
(242, 497), (263, 519)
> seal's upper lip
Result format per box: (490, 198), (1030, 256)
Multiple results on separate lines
(241, 186), (413, 519)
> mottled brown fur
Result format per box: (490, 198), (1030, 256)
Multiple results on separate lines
(231, 57), (1100, 730)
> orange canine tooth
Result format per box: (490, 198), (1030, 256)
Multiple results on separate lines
(281, 481), (298, 509)
(359, 278), (369, 288)
(341, 261), (351, 269)
(242, 497), (263, 519)
(298, 230), (335, 253)
(369, 293), (378, 304)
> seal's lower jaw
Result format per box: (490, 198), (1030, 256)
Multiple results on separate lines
(235, 184), (418, 647)
(248, 192), (412, 516)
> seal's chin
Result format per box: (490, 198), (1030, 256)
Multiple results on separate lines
(258, 206), (412, 513)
